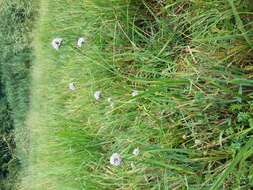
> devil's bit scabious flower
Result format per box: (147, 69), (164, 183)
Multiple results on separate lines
(110, 153), (122, 166)
(69, 82), (76, 91)
(77, 37), (86, 48)
(133, 148), (140, 156)
(132, 90), (139, 97)
(52, 38), (63, 50)
(94, 91), (102, 101)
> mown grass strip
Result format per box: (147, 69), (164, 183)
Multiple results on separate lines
(0, 0), (36, 189)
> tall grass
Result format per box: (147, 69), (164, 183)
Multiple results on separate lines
(22, 0), (253, 189)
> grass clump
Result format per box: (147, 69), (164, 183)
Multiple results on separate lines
(22, 0), (253, 189)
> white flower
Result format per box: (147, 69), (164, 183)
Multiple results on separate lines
(69, 82), (76, 91)
(131, 90), (139, 97)
(110, 153), (122, 166)
(107, 97), (114, 107)
(52, 38), (63, 50)
(133, 148), (140, 156)
(94, 90), (102, 101)
(77, 37), (86, 48)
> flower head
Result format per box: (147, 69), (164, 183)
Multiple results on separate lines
(68, 82), (76, 91)
(52, 38), (63, 50)
(110, 153), (122, 166)
(131, 90), (139, 97)
(94, 90), (102, 101)
(77, 37), (86, 48)
(133, 148), (140, 156)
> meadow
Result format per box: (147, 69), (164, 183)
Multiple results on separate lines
(1, 0), (253, 189)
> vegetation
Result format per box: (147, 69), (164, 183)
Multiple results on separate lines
(18, 0), (253, 189)
(0, 85), (16, 190)
(0, 0), (34, 189)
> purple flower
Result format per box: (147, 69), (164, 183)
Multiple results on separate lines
(110, 153), (122, 166)
(94, 91), (102, 101)
(77, 37), (86, 48)
(52, 38), (63, 50)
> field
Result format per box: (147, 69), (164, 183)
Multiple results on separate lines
(1, 0), (253, 189)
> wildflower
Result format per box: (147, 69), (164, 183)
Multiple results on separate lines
(94, 90), (102, 101)
(133, 148), (140, 156)
(77, 37), (86, 48)
(52, 38), (63, 50)
(110, 153), (122, 166)
(68, 82), (76, 91)
(107, 97), (114, 108)
(131, 90), (139, 97)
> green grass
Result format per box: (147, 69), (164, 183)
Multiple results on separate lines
(0, 0), (35, 189)
(21, 0), (253, 189)
(0, 88), (15, 190)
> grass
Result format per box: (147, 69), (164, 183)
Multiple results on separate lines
(0, 0), (35, 189)
(0, 88), (15, 190)
(21, 0), (253, 189)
